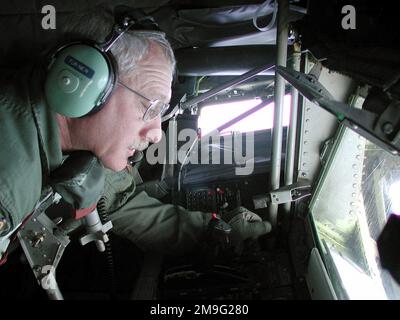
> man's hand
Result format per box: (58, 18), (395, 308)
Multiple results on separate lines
(223, 207), (272, 247)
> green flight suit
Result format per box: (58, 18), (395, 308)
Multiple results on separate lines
(102, 168), (212, 255)
(0, 65), (212, 256)
(0, 66), (63, 237)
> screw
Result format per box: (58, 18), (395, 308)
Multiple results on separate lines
(382, 122), (394, 135)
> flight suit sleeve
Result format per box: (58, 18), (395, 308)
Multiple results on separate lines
(102, 168), (212, 255)
(110, 191), (212, 255)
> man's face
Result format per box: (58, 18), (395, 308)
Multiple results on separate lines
(88, 42), (173, 171)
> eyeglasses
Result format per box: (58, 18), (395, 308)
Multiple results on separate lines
(117, 81), (170, 122)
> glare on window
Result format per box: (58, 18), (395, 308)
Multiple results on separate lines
(198, 95), (292, 135)
(388, 181), (400, 215)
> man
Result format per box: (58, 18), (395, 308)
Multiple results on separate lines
(0, 8), (174, 249)
(0, 6), (271, 258)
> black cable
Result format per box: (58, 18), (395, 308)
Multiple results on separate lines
(97, 197), (118, 299)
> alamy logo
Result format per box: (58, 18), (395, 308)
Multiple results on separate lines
(341, 5), (356, 30)
(41, 5), (56, 30)
(146, 125), (255, 176)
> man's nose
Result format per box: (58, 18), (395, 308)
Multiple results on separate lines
(143, 118), (162, 143)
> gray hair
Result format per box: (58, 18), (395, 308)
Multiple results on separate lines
(62, 6), (176, 78)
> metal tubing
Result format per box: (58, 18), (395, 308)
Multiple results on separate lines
(181, 63), (274, 110)
(269, 0), (289, 226)
(175, 46), (277, 76)
(284, 43), (301, 212)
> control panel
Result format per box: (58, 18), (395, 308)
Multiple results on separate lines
(185, 184), (241, 213)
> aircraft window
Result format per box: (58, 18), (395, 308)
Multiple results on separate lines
(198, 95), (291, 135)
(310, 127), (400, 300)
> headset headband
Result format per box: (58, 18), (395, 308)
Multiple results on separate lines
(44, 12), (161, 118)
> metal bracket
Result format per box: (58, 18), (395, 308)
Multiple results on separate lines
(18, 212), (70, 300)
(253, 181), (312, 209)
(99, 16), (136, 52)
(276, 66), (400, 155)
(79, 209), (113, 252)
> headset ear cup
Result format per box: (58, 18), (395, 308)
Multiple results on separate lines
(84, 50), (118, 116)
(44, 42), (117, 118)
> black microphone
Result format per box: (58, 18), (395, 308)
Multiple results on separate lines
(128, 150), (144, 165)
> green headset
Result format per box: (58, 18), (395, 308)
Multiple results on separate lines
(44, 14), (159, 118)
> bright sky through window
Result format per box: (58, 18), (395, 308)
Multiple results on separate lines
(198, 95), (292, 135)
